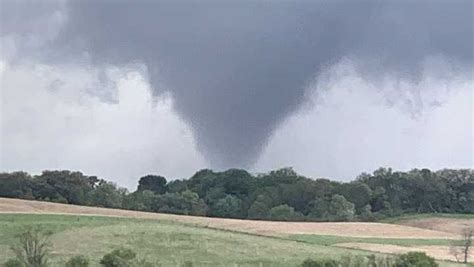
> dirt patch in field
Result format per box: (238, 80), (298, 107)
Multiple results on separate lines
(0, 197), (460, 239)
(398, 217), (474, 235)
(335, 243), (473, 262)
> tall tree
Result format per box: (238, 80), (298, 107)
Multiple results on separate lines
(137, 175), (167, 194)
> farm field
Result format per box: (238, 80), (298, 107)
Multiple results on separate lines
(0, 197), (472, 266)
(0, 198), (460, 239)
(0, 213), (367, 267)
(384, 214), (474, 235)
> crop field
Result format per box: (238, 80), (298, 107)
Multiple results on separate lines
(0, 198), (472, 266)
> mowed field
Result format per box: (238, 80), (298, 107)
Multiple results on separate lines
(0, 197), (472, 266)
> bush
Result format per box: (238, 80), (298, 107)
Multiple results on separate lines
(100, 248), (136, 267)
(11, 227), (51, 267)
(66, 255), (90, 267)
(3, 259), (23, 267)
(300, 258), (339, 267)
(301, 255), (396, 267)
(135, 259), (159, 267)
(394, 252), (438, 267)
(340, 254), (395, 267)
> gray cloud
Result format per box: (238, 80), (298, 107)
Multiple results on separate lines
(256, 59), (473, 180)
(1, 0), (473, 169)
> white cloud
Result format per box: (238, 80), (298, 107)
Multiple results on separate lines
(255, 59), (473, 180)
(0, 61), (207, 189)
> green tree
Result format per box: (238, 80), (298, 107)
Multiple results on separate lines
(212, 195), (242, 218)
(269, 167), (298, 179)
(153, 190), (207, 216)
(34, 171), (98, 204)
(459, 191), (474, 213)
(122, 190), (155, 211)
(0, 172), (34, 199)
(339, 182), (372, 212)
(187, 169), (218, 198)
(137, 175), (167, 194)
(306, 197), (331, 221)
(248, 195), (270, 219)
(359, 204), (374, 221)
(181, 190), (208, 216)
(370, 186), (389, 213)
(328, 194), (355, 221)
(217, 169), (255, 197)
(87, 182), (125, 208)
(269, 204), (303, 221)
(166, 179), (187, 193)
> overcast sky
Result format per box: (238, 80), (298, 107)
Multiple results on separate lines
(1, 0), (472, 189)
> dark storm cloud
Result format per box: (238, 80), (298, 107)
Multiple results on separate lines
(2, 0), (472, 168)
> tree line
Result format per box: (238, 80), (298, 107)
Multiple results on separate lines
(0, 167), (472, 221)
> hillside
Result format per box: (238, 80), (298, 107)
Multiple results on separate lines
(390, 214), (474, 235)
(1, 197), (473, 265)
(0, 197), (458, 239)
(1, 213), (356, 266)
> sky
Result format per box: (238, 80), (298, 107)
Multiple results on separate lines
(0, 0), (473, 189)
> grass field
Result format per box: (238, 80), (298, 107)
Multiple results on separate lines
(289, 234), (454, 247)
(0, 198), (458, 239)
(383, 213), (474, 237)
(0, 198), (472, 266)
(0, 214), (373, 267)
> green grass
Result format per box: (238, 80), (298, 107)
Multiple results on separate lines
(0, 214), (468, 267)
(290, 234), (455, 247)
(0, 214), (371, 267)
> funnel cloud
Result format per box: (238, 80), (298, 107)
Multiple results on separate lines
(1, 0), (473, 171)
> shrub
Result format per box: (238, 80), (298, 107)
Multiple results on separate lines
(11, 227), (51, 267)
(340, 254), (395, 267)
(300, 258), (339, 267)
(3, 259), (23, 267)
(301, 255), (396, 267)
(135, 259), (159, 267)
(66, 255), (90, 267)
(100, 248), (136, 267)
(394, 252), (438, 267)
